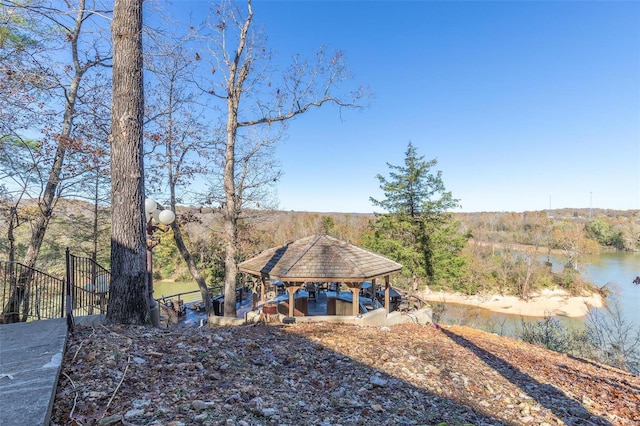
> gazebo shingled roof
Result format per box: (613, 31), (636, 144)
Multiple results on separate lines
(238, 234), (402, 283)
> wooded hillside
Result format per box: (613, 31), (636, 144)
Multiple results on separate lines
(3, 200), (638, 281)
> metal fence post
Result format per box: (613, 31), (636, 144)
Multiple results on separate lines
(65, 247), (73, 327)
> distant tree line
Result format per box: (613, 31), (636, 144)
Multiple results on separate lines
(460, 209), (640, 252)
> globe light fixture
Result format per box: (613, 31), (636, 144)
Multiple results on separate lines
(144, 198), (157, 217)
(158, 209), (176, 225)
(144, 198), (175, 327)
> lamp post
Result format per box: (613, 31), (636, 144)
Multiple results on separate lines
(144, 198), (175, 327)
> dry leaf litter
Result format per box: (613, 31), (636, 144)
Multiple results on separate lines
(51, 322), (640, 426)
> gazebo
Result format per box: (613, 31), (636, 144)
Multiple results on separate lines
(238, 234), (403, 317)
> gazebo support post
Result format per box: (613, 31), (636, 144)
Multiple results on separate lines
(287, 285), (297, 317)
(371, 278), (377, 308)
(384, 275), (391, 313)
(251, 276), (258, 311)
(350, 285), (360, 316)
(260, 277), (266, 304)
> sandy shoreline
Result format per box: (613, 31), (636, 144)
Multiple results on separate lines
(421, 288), (604, 318)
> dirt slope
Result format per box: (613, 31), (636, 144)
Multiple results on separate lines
(52, 322), (639, 425)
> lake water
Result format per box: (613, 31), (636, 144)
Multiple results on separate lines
(153, 280), (202, 304)
(583, 251), (640, 328)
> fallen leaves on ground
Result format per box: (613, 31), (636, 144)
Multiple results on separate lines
(51, 321), (640, 426)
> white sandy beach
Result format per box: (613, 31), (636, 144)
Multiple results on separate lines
(421, 288), (604, 318)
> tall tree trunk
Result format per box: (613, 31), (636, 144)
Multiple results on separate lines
(218, 1), (254, 318)
(222, 101), (239, 317)
(7, 206), (16, 265)
(0, 207), (19, 323)
(106, 0), (148, 325)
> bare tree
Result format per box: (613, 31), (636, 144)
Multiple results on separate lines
(52, 55), (112, 263)
(552, 221), (602, 271)
(106, 0), (147, 325)
(0, 0), (113, 322)
(198, 0), (369, 316)
(143, 27), (221, 315)
(585, 299), (640, 374)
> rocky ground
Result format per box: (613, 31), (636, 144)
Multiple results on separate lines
(51, 321), (640, 426)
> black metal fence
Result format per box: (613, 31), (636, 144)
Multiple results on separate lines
(65, 248), (111, 319)
(0, 248), (110, 324)
(0, 261), (65, 322)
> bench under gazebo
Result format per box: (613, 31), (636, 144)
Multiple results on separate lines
(238, 234), (403, 317)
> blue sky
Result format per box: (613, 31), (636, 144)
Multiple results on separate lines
(168, 1), (640, 213)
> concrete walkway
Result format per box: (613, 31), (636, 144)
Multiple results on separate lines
(0, 318), (68, 426)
